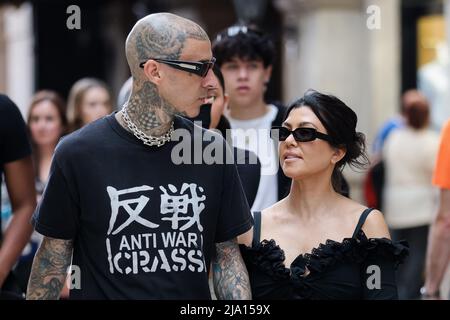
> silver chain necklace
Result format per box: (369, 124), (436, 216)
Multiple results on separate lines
(121, 105), (174, 147)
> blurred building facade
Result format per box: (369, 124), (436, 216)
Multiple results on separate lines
(0, 0), (447, 135)
(0, 0), (449, 184)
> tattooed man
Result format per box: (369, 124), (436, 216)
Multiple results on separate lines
(27, 13), (252, 300)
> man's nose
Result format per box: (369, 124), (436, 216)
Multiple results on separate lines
(202, 68), (218, 90)
(238, 66), (248, 79)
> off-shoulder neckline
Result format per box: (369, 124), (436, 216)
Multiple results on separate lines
(240, 229), (409, 280)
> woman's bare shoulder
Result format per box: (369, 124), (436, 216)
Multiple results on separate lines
(361, 209), (391, 239)
(237, 202), (285, 247)
(339, 196), (390, 239)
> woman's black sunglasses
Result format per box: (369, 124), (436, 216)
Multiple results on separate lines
(139, 57), (216, 78)
(270, 126), (334, 143)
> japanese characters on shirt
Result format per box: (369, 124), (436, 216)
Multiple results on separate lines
(105, 183), (207, 275)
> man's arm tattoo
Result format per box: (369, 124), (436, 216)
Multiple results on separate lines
(26, 237), (73, 300)
(212, 238), (251, 300)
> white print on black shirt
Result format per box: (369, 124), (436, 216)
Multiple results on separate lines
(107, 185), (159, 235)
(105, 183), (207, 275)
(160, 184), (205, 231)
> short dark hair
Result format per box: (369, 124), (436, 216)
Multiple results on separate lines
(401, 89), (430, 129)
(284, 90), (369, 192)
(405, 104), (429, 129)
(212, 25), (275, 67)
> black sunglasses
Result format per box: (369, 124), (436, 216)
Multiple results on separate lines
(271, 126), (334, 143)
(139, 57), (216, 78)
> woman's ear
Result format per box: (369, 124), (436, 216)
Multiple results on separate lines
(331, 146), (346, 164)
(143, 60), (162, 85)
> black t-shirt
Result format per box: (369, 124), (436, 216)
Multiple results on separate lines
(0, 94), (32, 237)
(32, 113), (253, 299)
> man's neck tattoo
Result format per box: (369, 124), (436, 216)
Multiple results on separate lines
(122, 103), (174, 147)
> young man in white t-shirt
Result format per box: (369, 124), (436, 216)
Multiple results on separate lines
(213, 25), (290, 212)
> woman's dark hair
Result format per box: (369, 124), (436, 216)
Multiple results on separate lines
(283, 89), (369, 192)
(216, 115), (231, 139)
(212, 25), (275, 67)
(211, 64), (231, 139)
(212, 64), (225, 91)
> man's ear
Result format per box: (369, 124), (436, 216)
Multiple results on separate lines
(331, 146), (346, 165)
(143, 60), (162, 85)
(223, 93), (230, 111)
(264, 65), (273, 84)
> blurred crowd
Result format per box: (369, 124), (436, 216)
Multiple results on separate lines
(1, 77), (114, 297)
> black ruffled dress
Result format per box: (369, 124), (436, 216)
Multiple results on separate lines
(240, 208), (409, 299)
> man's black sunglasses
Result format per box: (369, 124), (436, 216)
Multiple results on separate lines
(270, 126), (334, 143)
(139, 57), (216, 78)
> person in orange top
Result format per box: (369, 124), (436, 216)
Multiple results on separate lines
(423, 120), (450, 299)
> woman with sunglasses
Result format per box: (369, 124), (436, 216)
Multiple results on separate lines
(238, 89), (408, 299)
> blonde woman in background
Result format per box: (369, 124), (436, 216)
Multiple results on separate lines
(67, 78), (112, 132)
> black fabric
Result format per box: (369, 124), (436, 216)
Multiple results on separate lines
(372, 160), (385, 210)
(0, 271), (24, 300)
(0, 94), (31, 297)
(0, 94), (32, 240)
(240, 208), (409, 300)
(251, 211), (261, 248)
(351, 208), (375, 238)
(184, 114), (261, 209)
(185, 103), (211, 130)
(215, 115), (230, 139)
(233, 148), (260, 208)
(32, 113), (253, 299)
(269, 102), (291, 200)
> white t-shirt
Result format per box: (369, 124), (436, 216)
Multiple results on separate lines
(382, 127), (440, 229)
(227, 104), (279, 212)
